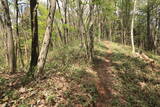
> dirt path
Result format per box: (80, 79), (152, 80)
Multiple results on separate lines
(93, 41), (115, 107)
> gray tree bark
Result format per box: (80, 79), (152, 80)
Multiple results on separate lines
(1, 0), (16, 73)
(131, 0), (136, 53)
(36, 0), (56, 76)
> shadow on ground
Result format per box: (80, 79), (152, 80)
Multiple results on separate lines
(92, 42), (160, 107)
(0, 41), (160, 107)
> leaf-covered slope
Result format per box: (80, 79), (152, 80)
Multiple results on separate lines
(94, 41), (160, 107)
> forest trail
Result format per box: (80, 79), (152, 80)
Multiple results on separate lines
(94, 41), (115, 107)
(93, 41), (160, 107)
(1, 41), (160, 107)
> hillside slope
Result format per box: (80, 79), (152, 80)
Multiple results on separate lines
(0, 41), (160, 107)
(94, 41), (160, 106)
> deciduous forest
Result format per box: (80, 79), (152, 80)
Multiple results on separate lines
(0, 0), (160, 106)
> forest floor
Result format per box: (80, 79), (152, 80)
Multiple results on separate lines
(0, 41), (160, 107)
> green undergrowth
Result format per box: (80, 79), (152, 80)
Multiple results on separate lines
(0, 41), (98, 107)
(146, 51), (160, 64)
(1, 41), (160, 107)
(43, 41), (99, 106)
(95, 41), (160, 107)
(46, 41), (87, 73)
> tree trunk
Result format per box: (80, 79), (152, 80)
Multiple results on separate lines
(89, 24), (94, 62)
(55, 19), (63, 43)
(1, 0), (16, 73)
(0, 16), (9, 67)
(76, 0), (84, 45)
(109, 21), (112, 41)
(130, 0), (136, 53)
(63, 0), (68, 44)
(146, 0), (154, 51)
(28, 0), (39, 76)
(57, 0), (67, 44)
(87, 0), (94, 62)
(15, 0), (24, 67)
(36, 0), (56, 76)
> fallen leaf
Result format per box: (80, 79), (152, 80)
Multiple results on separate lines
(19, 87), (26, 93)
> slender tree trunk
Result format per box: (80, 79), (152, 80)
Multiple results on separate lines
(146, 0), (154, 51)
(1, 0), (16, 73)
(15, 0), (24, 67)
(4, 35), (9, 67)
(36, 0), (56, 76)
(121, 19), (125, 44)
(109, 21), (112, 41)
(89, 24), (94, 62)
(28, 0), (39, 76)
(64, 0), (68, 44)
(55, 20), (63, 43)
(57, 0), (67, 44)
(98, 22), (101, 41)
(47, 0), (49, 10)
(87, 0), (94, 62)
(122, 28), (126, 45)
(76, 0), (84, 45)
(97, 6), (101, 42)
(157, 7), (160, 54)
(0, 16), (9, 67)
(131, 0), (136, 53)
